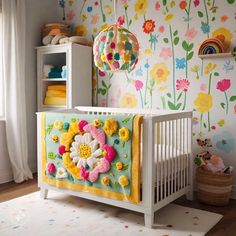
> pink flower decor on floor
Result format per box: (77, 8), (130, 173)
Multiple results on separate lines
(216, 79), (231, 92)
(47, 162), (56, 174)
(78, 120), (89, 132)
(134, 80), (143, 91)
(159, 47), (172, 60)
(176, 79), (190, 92)
(117, 15), (125, 26)
(185, 27), (197, 41)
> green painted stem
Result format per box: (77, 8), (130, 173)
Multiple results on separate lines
(201, 59), (204, 76)
(161, 96), (166, 109)
(79, 0), (86, 18)
(208, 73), (212, 94)
(169, 25), (176, 106)
(99, 0), (106, 22)
(200, 113), (203, 133)
(125, 7), (129, 30)
(207, 73), (212, 132)
(224, 91), (229, 114)
(183, 92), (187, 110)
(203, 0), (210, 38)
(139, 90), (144, 108)
(186, 50), (188, 78)
(144, 62), (149, 105)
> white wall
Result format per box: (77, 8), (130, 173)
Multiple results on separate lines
(0, 0), (58, 183)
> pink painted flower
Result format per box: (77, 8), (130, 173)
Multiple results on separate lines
(234, 105), (236, 114)
(200, 83), (207, 91)
(58, 145), (66, 155)
(101, 98), (106, 107)
(155, 1), (161, 11)
(121, 0), (128, 5)
(194, 0), (200, 7)
(134, 80), (143, 91)
(47, 162), (56, 174)
(117, 15), (125, 26)
(158, 25), (165, 33)
(91, 14), (100, 24)
(99, 70), (106, 77)
(78, 120), (89, 132)
(159, 47), (172, 60)
(103, 144), (116, 163)
(216, 79), (231, 92)
(176, 79), (190, 92)
(185, 27), (197, 41)
(66, 10), (75, 21)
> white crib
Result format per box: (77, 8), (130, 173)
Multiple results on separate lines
(37, 106), (193, 228)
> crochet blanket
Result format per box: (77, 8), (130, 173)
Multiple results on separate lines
(40, 112), (142, 204)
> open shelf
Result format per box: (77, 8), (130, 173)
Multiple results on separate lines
(198, 52), (236, 59)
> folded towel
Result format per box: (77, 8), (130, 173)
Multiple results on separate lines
(48, 72), (63, 78)
(46, 90), (66, 98)
(44, 97), (66, 106)
(47, 85), (66, 92)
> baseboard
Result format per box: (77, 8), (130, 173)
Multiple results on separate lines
(0, 170), (13, 184)
(230, 185), (236, 199)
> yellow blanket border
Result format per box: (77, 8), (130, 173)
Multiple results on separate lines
(41, 113), (143, 204)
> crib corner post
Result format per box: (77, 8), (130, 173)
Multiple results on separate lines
(40, 188), (48, 199)
(144, 213), (155, 228)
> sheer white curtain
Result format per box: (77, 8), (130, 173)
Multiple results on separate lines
(2, 0), (32, 183)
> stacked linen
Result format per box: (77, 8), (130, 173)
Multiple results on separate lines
(44, 85), (66, 106)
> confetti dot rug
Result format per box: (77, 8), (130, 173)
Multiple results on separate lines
(0, 191), (222, 236)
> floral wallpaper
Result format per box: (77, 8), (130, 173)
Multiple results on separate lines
(58, 0), (236, 184)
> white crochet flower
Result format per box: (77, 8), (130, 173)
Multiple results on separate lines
(70, 133), (102, 169)
(56, 167), (68, 179)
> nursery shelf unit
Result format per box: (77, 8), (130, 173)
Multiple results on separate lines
(198, 52), (236, 59)
(37, 43), (92, 112)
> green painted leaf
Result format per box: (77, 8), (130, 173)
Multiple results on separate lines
(102, 80), (108, 89)
(173, 30), (178, 36)
(198, 11), (204, 17)
(203, 123), (207, 128)
(188, 43), (194, 51)
(168, 101), (176, 110)
(212, 16), (216, 21)
(177, 92), (183, 101)
(187, 51), (194, 61)
(163, 0), (167, 6)
(98, 88), (106, 95)
(122, 117), (131, 123)
(166, 93), (172, 98)
(174, 37), (179, 46)
(163, 38), (169, 43)
(227, 0), (235, 4)
(129, 19), (132, 26)
(182, 40), (188, 51)
(220, 102), (225, 109)
(175, 103), (182, 110)
(230, 96), (236, 102)
(214, 72), (219, 76)
(170, 0), (175, 8)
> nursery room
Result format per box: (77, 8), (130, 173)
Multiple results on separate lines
(0, 0), (236, 235)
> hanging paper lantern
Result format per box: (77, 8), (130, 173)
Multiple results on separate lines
(93, 24), (139, 72)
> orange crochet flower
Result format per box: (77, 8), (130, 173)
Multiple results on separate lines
(142, 19), (155, 34)
(179, 1), (187, 9)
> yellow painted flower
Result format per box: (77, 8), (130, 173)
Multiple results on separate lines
(93, 28), (98, 34)
(118, 175), (129, 187)
(123, 53), (131, 63)
(194, 93), (213, 113)
(150, 63), (170, 84)
(100, 23), (108, 31)
(119, 127), (130, 142)
(191, 65), (200, 73)
(75, 24), (87, 37)
(120, 93), (138, 108)
(212, 27), (233, 51)
(103, 118), (118, 136)
(54, 120), (63, 130)
(101, 176), (110, 186)
(116, 162), (123, 171)
(204, 63), (217, 75)
(218, 119), (225, 127)
(158, 85), (168, 92)
(143, 48), (154, 55)
(101, 53), (106, 62)
(134, 0), (147, 15)
(51, 134), (59, 143)
(104, 4), (112, 15)
(93, 119), (101, 127)
(164, 14), (174, 23)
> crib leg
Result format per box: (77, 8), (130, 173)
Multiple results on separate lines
(144, 213), (154, 228)
(40, 188), (48, 199)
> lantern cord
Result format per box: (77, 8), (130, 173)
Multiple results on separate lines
(114, 0), (118, 23)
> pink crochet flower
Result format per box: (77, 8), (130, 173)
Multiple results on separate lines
(47, 162), (56, 174)
(103, 144), (116, 163)
(134, 80), (143, 91)
(78, 120), (89, 132)
(80, 166), (89, 180)
(176, 79), (190, 92)
(216, 79), (231, 92)
(58, 145), (66, 155)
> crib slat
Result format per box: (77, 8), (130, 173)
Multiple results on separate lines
(160, 122), (163, 201)
(155, 122), (159, 203)
(186, 118), (189, 185)
(175, 119), (177, 193)
(171, 120), (174, 195)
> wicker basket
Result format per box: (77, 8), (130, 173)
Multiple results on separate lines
(196, 167), (233, 206)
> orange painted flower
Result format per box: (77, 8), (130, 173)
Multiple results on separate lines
(142, 19), (155, 34)
(179, 1), (187, 9)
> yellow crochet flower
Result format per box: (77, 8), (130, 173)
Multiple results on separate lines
(51, 134), (59, 143)
(93, 119), (101, 127)
(54, 120), (63, 130)
(103, 118), (118, 136)
(60, 132), (74, 151)
(75, 24), (87, 37)
(204, 63), (217, 75)
(164, 14), (174, 23)
(118, 175), (129, 187)
(194, 93), (213, 113)
(101, 176), (110, 186)
(120, 93), (138, 108)
(150, 63), (170, 84)
(62, 153), (81, 179)
(212, 27), (233, 51)
(134, 0), (147, 15)
(116, 162), (123, 171)
(119, 127), (130, 142)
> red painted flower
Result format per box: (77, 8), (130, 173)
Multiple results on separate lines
(216, 79), (231, 92)
(179, 1), (187, 9)
(142, 19), (155, 34)
(99, 70), (106, 77)
(194, 0), (200, 7)
(117, 15), (125, 26)
(176, 79), (190, 92)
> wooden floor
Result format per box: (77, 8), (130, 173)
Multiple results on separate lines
(0, 177), (236, 236)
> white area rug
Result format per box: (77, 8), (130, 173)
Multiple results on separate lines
(0, 191), (222, 236)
